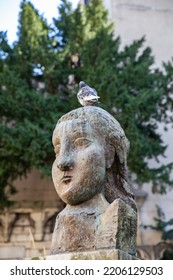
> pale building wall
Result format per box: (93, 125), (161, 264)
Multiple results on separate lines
(103, 0), (173, 246)
(0, 170), (64, 259)
(105, 0), (173, 67)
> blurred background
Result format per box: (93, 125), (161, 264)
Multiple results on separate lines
(0, 0), (173, 259)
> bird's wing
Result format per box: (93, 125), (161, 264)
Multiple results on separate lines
(83, 95), (100, 101)
(77, 85), (99, 100)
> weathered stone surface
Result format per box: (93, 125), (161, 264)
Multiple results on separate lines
(51, 196), (136, 255)
(51, 106), (137, 258)
(96, 198), (137, 255)
(51, 193), (109, 253)
(47, 249), (138, 260)
(52, 106), (136, 209)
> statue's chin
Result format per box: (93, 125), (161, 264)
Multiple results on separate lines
(58, 182), (103, 206)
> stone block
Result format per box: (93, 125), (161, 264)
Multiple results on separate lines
(26, 249), (40, 259)
(51, 198), (137, 256)
(11, 234), (31, 242)
(46, 249), (138, 260)
(0, 246), (25, 259)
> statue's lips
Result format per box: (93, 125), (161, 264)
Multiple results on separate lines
(61, 175), (72, 184)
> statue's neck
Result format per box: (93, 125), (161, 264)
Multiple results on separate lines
(65, 193), (109, 215)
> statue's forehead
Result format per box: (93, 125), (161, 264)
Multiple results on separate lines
(53, 119), (94, 140)
(56, 119), (91, 131)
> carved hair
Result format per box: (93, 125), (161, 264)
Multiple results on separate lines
(57, 106), (136, 210)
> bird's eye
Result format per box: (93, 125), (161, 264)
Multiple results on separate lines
(74, 138), (91, 147)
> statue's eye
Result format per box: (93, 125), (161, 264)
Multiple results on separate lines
(74, 138), (91, 147)
(54, 144), (60, 155)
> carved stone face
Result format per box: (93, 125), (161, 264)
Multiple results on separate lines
(52, 119), (106, 205)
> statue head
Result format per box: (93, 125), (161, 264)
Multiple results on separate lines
(52, 106), (136, 210)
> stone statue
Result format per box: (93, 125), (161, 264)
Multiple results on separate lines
(50, 106), (137, 259)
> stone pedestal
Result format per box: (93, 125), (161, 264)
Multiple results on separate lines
(50, 198), (137, 259)
(46, 249), (137, 260)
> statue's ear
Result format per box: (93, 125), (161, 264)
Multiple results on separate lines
(105, 143), (115, 169)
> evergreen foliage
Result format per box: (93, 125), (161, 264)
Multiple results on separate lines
(0, 0), (173, 208)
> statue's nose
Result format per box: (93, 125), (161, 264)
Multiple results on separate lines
(57, 155), (74, 171)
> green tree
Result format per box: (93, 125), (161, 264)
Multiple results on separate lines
(53, 0), (173, 193)
(0, 0), (173, 208)
(0, 1), (69, 208)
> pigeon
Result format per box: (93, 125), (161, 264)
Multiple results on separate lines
(77, 81), (100, 106)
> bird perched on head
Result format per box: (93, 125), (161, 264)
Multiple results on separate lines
(77, 81), (100, 106)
